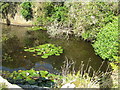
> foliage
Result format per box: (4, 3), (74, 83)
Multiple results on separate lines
(0, 2), (10, 18)
(113, 56), (120, 63)
(92, 17), (119, 61)
(46, 3), (68, 22)
(36, 2), (68, 25)
(24, 44), (63, 58)
(64, 2), (118, 40)
(0, 2), (19, 19)
(110, 63), (119, 71)
(28, 26), (47, 31)
(4, 69), (62, 87)
(20, 2), (33, 21)
(35, 2), (118, 40)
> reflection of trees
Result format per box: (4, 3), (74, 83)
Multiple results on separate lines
(24, 31), (50, 47)
(0, 2), (20, 25)
(2, 35), (22, 53)
(2, 35), (34, 69)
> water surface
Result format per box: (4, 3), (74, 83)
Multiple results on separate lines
(2, 24), (109, 73)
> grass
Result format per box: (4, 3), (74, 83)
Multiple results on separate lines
(59, 57), (119, 88)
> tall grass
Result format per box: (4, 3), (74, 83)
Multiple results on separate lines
(60, 57), (114, 88)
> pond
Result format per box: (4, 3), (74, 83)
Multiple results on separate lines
(1, 24), (109, 74)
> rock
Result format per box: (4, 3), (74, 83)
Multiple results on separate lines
(19, 85), (50, 90)
(0, 76), (23, 90)
(61, 83), (75, 88)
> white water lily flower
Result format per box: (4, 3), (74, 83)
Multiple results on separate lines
(36, 71), (39, 74)
(26, 73), (29, 76)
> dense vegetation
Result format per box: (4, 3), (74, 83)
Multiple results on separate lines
(93, 17), (119, 61)
(34, 2), (118, 40)
(0, 2), (19, 19)
(20, 2), (33, 21)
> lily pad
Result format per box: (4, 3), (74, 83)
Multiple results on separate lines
(41, 55), (48, 59)
(24, 44), (63, 59)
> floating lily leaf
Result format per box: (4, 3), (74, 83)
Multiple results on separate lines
(37, 52), (42, 55)
(24, 44), (63, 58)
(15, 75), (23, 80)
(29, 50), (35, 52)
(6, 69), (63, 87)
(41, 55), (48, 59)
(40, 71), (49, 77)
(55, 54), (60, 56)
(26, 78), (36, 84)
(36, 49), (41, 51)
(24, 49), (29, 51)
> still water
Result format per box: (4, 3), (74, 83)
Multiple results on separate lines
(1, 24), (109, 73)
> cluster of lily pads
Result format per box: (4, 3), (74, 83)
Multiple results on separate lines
(5, 69), (62, 87)
(24, 44), (63, 58)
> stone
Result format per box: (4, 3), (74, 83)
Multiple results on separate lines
(61, 83), (75, 88)
(0, 76), (23, 89)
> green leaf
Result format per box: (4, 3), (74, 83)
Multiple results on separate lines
(39, 71), (49, 77)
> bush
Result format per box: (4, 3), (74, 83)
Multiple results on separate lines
(92, 17), (119, 61)
(48, 4), (68, 22)
(36, 2), (68, 24)
(64, 2), (118, 40)
(21, 2), (33, 21)
(41, 2), (118, 39)
(0, 2), (19, 19)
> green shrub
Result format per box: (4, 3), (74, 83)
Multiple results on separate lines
(36, 2), (68, 25)
(24, 44), (63, 58)
(92, 17), (119, 61)
(41, 2), (118, 39)
(21, 2), (33, 21)
(64, 2), (118, 40)
(0, 2), (19, 20)
(49, 5), (68, 22)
